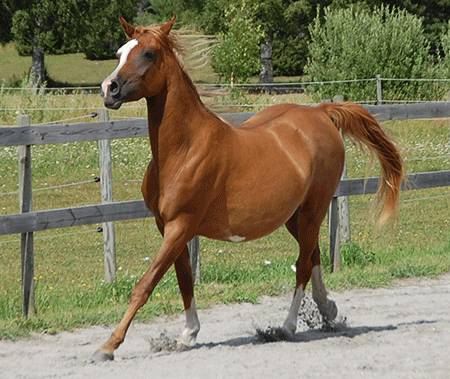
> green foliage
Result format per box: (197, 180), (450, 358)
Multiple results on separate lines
(11, 0), (84, 56)
(341, 242), (376, 268)
(273, 33), (308, 76)
(10, 10), (33, 56)
(438, 21), (450, 72)
(10, 0), (140, 60)
(80, 0), (140, 60)
(305, 5), (446, 102)
(197, 0), (230, 34)
(211, 5), (263, 83)
(133, 0), (179, 25)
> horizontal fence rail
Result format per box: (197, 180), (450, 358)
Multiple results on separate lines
(3, 102), (450, 147)
(1, 170), (449, 236)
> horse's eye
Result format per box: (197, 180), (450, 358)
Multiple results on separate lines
(144, 50), (156, 61)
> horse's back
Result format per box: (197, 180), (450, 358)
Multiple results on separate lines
(236, 104), (345, 173)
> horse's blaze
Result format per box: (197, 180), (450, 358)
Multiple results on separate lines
(101, 39), (139, 98)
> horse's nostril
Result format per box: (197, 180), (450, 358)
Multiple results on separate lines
(109, 79), (120, 96)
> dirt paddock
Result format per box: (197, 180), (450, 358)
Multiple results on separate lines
(1, 273), (449, 379)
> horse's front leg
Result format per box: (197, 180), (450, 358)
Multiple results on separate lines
(91, 220), (194, 361)
(144, 161), (200, 347)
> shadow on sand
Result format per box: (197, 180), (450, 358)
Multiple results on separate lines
(149, 318), (437, 355)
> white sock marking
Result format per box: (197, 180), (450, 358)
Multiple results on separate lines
(282, 287), (304, 336)
(181, 298), (200, 347)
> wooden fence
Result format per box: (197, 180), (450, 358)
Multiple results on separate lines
(1, 102), (450, 316)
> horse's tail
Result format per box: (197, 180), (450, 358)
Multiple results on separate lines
(318, 102), (404, 225)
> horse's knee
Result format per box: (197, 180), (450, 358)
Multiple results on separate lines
(130, 285), (151, 308)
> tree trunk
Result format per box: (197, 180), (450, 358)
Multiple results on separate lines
(31, 43), (46, 87)
(259, 31), (274, 85)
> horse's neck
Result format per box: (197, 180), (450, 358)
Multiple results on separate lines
(146, 64), (217, 172)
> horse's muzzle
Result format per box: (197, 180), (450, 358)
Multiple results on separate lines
(101, 78), (124, 110)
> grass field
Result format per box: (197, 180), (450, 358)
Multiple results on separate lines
(0, 43), (449, 340)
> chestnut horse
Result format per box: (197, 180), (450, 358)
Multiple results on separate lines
(94, 15), (403, 361)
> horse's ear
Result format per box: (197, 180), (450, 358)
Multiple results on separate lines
(160, 14), (177, 35)
(119, 15), (136, 38)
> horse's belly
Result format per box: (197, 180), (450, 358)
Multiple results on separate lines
(198, 184), (303, 243)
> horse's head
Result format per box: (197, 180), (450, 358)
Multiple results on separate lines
(101, 15), (177, 110)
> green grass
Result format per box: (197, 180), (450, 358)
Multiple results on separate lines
(0, 44), (450, 340)
(0, 43), (118, 87)
(0, 35), (219, 88)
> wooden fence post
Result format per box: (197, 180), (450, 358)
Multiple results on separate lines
(98, 109), (117, 283)
(328, 131), (350, 273)
(17, 114), (35, 317)
(328, 197), (341, 272)
(376, 75), (382, 105)
(338, 134), (351, 246)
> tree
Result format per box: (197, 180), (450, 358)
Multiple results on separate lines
(251, 0), (333, 83)
(305, 5), (438, 101)
(376, 0), (450, 51)
(188, 0), (331, 80)
(9, 0), (141, 85)
(211, 4), (263, 83)
(80, 0), (141, 60)
(10, 0), (90, 85)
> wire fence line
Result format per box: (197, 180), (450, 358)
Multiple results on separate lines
(1, 102), (449, 114)
(0, 150), (447, 197)
(2, 75), (450, 94)
(0, 220), (157, 245)
(0, 180), (97, 197)
(2, 76), (450, 122)
(31, 113), (98, 126)
(0, 178), (146, 197)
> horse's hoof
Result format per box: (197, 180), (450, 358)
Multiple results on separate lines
(176, 342), (191, 351)
(320, 299), (338, 323)
(89, 349), (114, 363)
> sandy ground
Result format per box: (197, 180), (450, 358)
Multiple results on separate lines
(1, 273), (449, 379)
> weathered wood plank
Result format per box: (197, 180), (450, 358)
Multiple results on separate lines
(2, 170), (447, 236)
(364, 102), (450, 122)
(0, 200), (152, 235)
(0, 119), (149, 147)
(334, 170), (450, 197)
(3, 102), (450, 147)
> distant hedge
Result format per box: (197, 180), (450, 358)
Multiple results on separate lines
(305, 5), (450, 102)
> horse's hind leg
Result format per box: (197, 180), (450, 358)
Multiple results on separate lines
(282, 207), (337, 336)
(174, 246), (200, 347)
(310, 250), (337, 322)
